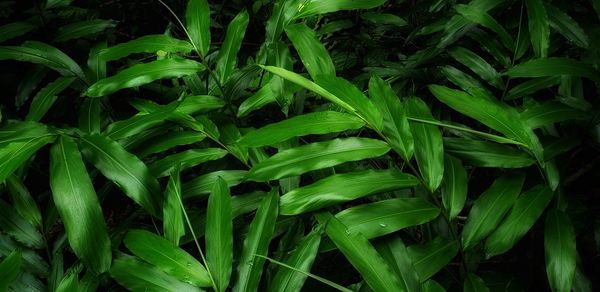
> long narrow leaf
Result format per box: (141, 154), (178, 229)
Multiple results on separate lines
(206, 177), (233, 292)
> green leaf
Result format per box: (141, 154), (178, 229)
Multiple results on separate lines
(216, 10), (249, 83)
(237, 83), (277, 117)
(444, 137), (536, 168)
(545, 4), (589, 48)
(485, 185), (553, 257)
(182, 170), (247, 199)
(376, 237), (421, 292)
(80, 134), (162, 217)
(544, 209), (576, 292)
(315, 212), (404, 292)
(455, 4), (513, 50)
(0, 121), (51, 147)
(336, 197), (440, 240)
(177, 95), (225, 115)
(163, 165), (185, 246)
(238, 111), (364, 147)
(137, 131), (206, 158)
(361, 12), (407, 27)
(110, 255), (203, 292)
(233, 189), (279, 292)
(0, 234), (48, 277)
(506, 58), (600, 83)
(408, 237), (459, 282)
(79, 98), (102, 135)
(448, 46), (503, 89)
(295, 0), (386, 19)
(186, 0), (211, 56)
(50, 136), (112, 274)
(280, 169), (419, 215)
(246, 137), (390, 182)
(124, 229), (212, 287)
(55, 19), (116, 42)
(525, 0), (550, 58)
(0, 199), (44, 249)
(0, 135), (54, 183)
(269, 230), (321, 292)
(442, 154), (468, 220)
(405, 97), (444, 192)
(149, 148), (228, 178)
(0, 22), (36, 43)
(440, 65), (484, 94)
(464, 273), (489, 292)
(85, 59), (206, 97)
(88, 40), (107, 81)
(25, 76), (76, 122)
(505, 76), (561, 100)
(0, 250), (21, 291)
(285, 23), (335, 79)
(206, 177), (233, 292)
(461, 174), (526, 250)
(99, 35), (193, 61)
(521, 100), (586, 129)
(429, 85), (544, 165)
(368, 75), (414, 161)
(422, 279), (446, 292)
(0, 42), (85, 79)
(55, 269), (79, 292)
(6, 175), (42, 228)
(105, 105), (177, 141)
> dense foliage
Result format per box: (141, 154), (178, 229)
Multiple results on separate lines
(0, 0), (599, 291)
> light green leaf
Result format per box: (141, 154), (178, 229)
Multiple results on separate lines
(50, 136), (111, 273)
(186, 0), (211, 56)
(269, 230), (321, 292)
(216, 10), (249, 83)
(285, 23), (335, 79)
(55, 19), (116, 42)
(315, 212), (403, 292)
(280, 169), (419, 215)
(544, 209), (576, 292)
(246, 137), (390, 182)
(442, 154), (468, 220)
(336, 197), (440, 240)
(408, 237), (459, 282)
(405, 97), (444, 192)
(124, 229), (212, 287)
(486, 185), (553, 257)
(525, 0), (550, 58)
(110, 255), (203, 292)
(448, 46), (503, 89)
(163, 165), (185, 246)
(444, 137), (536, 168)
(149, 148), (228, 177)
(25, 76), (76, 122)
(99, 35), (193, 61)
(206, 177), (233, 292)
(0, 199), (44, 249)
(182, 170), (247, 199)
(295, 0), (386, 19)
(506, 58), (600, 83)
(0, 135), (54, 183)
(233, 189), (279, 292)
(0, 250), (21, 291)
(86, 59), (206, 97)
(80, 134), (162, 217)
(6, 175), (42, 228)
(546, 4), (588, 48)
(238, 111), (364, 147)
(0, 22), (36, 43)
(462, 174), (526, 250)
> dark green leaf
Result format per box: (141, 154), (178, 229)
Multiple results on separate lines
(285, 23), (335, 79)
(163, 165), (185, 246)
(544, 209), (576, 292)
(448, 46), (503, 89)
(0, 135), (54, 183)
(442, 154), (468, 220)
(521, 100), (586, 129)
(186, 0), (211, 56)
(216, 10), (249, 83)
(0, 199), (44, 249)
(455, 4), (513, 50)
(6, 175), (42, 228)
(0, 42), (85, 79)
(25, 76), (75, 122)
(99, 35), (193, 61)
(137, 131), (206, 158)
(0, 22), (36, 43)
(444, 138), (536, 168)
(376, 237), (421, 292)
(295, 0), (386, 19)
(505, 76), (561, 100)
(206, 177), (233, 292)
(505, 58), (600, 83)
(546, 4), (588, 48)
(525, 0), (550, 58)
(408, 237), (459, 282)
(464, 273), (489, 292)
(79, 97), (102, 134)
(361, 12), (407, 27)
(105, 103), (177, 140)
(269, 230), (321, 292)
(182, 170), (247, 199)
(55, 19), (116, 42)
(0, 250), (21, 291)
(149, 148), (228, 177)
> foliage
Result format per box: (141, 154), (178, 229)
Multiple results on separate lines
(0, 0), (599, 291)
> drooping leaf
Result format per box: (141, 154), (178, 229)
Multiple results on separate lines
(485, 185), (553, 257)
(238, 111), (364, 147)
(336, 197), (440, 240)
(269, 230), (321, 292)
(525, 0), (550, 58)
(461, 174), (526, 250)
(182, 170), (247, 199)
(124, 229), (212, 287)
(448, 46), (503, 89)
(246, 137), (390, 182)
(280, 169), (419, 215)
(233, 189), (279, 292)
(285, 23), (335, 79)
(544, 209), (576, 292)
(368, 75), (414, 161)
(110, 255), (203, 292)
(25, 76), (75, 122)
(0, 250), (21, 291)
(206, 177), (233, 292)
(215, 10), (249, 83)
(163, 165), (185, 246)
(294, 0), (386, 19)
(408, 237), (459, 282)
(545, 4), (589, 48)
(0, 135), (54, 183)
(186, 0), (211, 56)
(0, 41), (85, 79)
(505, 58), (600, 83)
(0, 199), (44, 249)
(149, 148), (228, 177)
(49, 136), (112, 274)
(55, 19), (116, 42)
(442, 154), (468, 220)
(99, 35), (193, 61)
(6, 175), (42, 228)
(315, 212), (404, 292)
(85, 59), (206, 97)
(405, 97), (444, 192)
(80, 134), (162, 217)
(444, 137), (536, 168)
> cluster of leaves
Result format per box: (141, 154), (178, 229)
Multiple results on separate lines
(0, 0), (599, 291)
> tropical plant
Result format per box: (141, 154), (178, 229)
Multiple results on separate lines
(0, 0), (598, 291)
